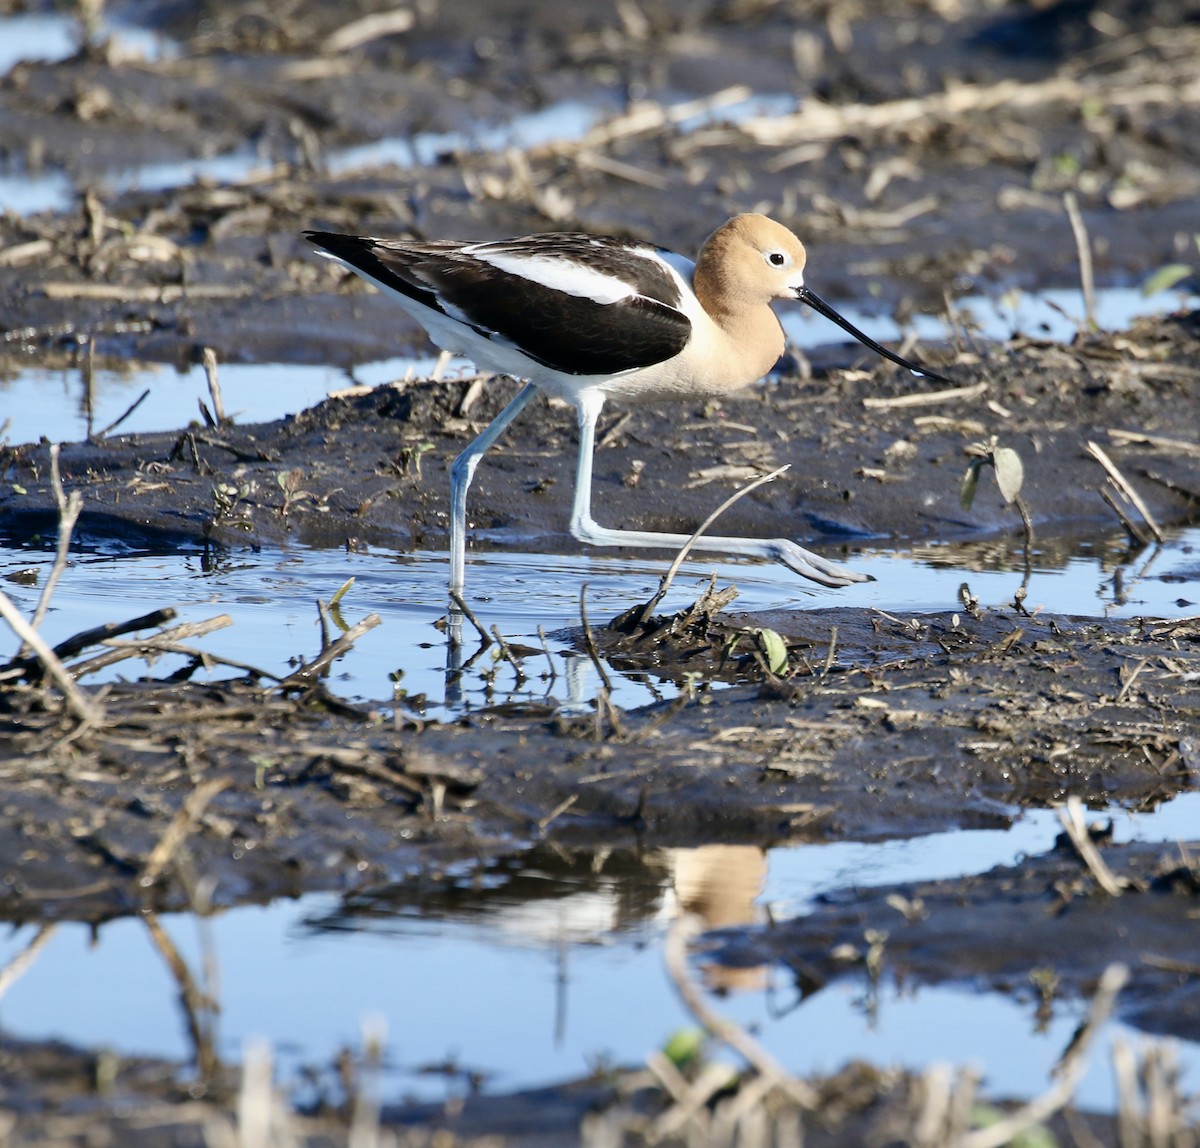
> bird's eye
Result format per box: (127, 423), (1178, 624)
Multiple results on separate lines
(766, 250), (787, 267)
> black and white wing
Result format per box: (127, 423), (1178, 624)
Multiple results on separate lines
(305, 231), (694, 376)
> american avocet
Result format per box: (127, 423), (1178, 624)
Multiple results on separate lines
(305, 214), (949, 596)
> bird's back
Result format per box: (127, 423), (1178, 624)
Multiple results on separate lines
(305, 230), (696, 379)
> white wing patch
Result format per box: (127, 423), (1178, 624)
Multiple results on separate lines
(469, 249), (638, 306)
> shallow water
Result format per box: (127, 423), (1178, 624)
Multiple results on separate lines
(0, 354), (435, 448)
(3, 20), (1197, 1108)
(0, 525), (1196, 719)
(3, 282), (1196, 449)
(0, 11), (181, 214)
(2, 465), (1196, 1106)
(0, 796), (1196, 1109)
(3, 415), (1198, 1121)
(0, 11), (177, 76)
(0, 30), (776, 219)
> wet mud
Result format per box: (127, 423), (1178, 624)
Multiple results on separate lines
(2, 0), (1200, 1142)
(3, 309), (1200, 560)
(709, 835), (1200, 1043)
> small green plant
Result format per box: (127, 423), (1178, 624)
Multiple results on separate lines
(250, 754), (275, 789)
(680, 670), (703, 700)
(961, 437), (1024, 511)
(864, 928), (888, 980)
(276, 468), (316, 516)
(721, 625), (790, 678)
(662, 1028), (706, 1074)
(1029, 965), (1061, 1031)
(1141, 234), (1199, 296)
(210, 480), (255, 524)
(394, 441), (435, 479)
(755, 627), (789, 676)
(327, 577), (355, 632)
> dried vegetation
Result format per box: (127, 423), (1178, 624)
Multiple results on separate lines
(1, 0), (1200, 1143)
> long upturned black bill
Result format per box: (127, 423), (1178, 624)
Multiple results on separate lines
(796, 286), (951, 384)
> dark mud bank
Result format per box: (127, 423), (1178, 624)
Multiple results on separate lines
(4, 311), (1200, 563)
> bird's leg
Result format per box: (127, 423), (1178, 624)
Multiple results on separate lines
(566, 390), (607, 544)
(449, 381), (539, 598)
(567, 392), (870, 588)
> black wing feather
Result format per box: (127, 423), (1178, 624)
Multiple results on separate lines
(305, 230), (692, 376)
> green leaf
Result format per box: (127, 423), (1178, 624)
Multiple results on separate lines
(960, 458), (982, 511)
(1141, 263), (1194, 296)
(993, 447), (1025, 503)
(756, 628), (789, 676)
(662, 1028), (705, 1070)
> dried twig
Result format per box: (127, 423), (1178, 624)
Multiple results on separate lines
(664, 913), (819, 1109)
(596, 410), (634, 451)
(1063, 192), (1097, 331)
(28, 444), (82, 633)
(0, 444), (102, 723)
(349, 1017), (387, 1148)
(238, 1038), (286, 1147)
(529, 85), (751, 158)
(95, 387), (151, 439)
(629, 465), (789, 628)
(536, 624), (558, 688)
(139, 778), (233, 888)
(323, 7), (414, 53)
(1100, 487), (1150, 545)
(201, 347), (227, 425)
(69, 615), (243, 679)
(578, 584), (614, 693)
(1140, 953), (1200, 976)
(1115, 656), (1152, 705)
(649, 1059), (746, 1141)
(0, 924), (57, 1001)
(1086, 440), (1165, 542)
(144, 911), (220, 1080)
(821, 625), (839, 676)
(0, 591), (104, 725)
(862, 381), (987, 410)
(594, 686), (626, 741)
(1057, 796), (1126, 896)
(0, 238), (53, 267)
(489, 624), (527, 686)
(0, 608), (178, 682)
(277, 612), (382, 689)
(455, 374), (486, 415)
(41, 283), (252, 302)
(448, 589), (492, 647)
(1107, 428), (1200, 456)
(960, 963), (1128, 1148)
(738, 71), (1200, 148)
(538, 794), (578, 834)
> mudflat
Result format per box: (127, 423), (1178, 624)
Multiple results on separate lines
(1, 0), (1198, 1143)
